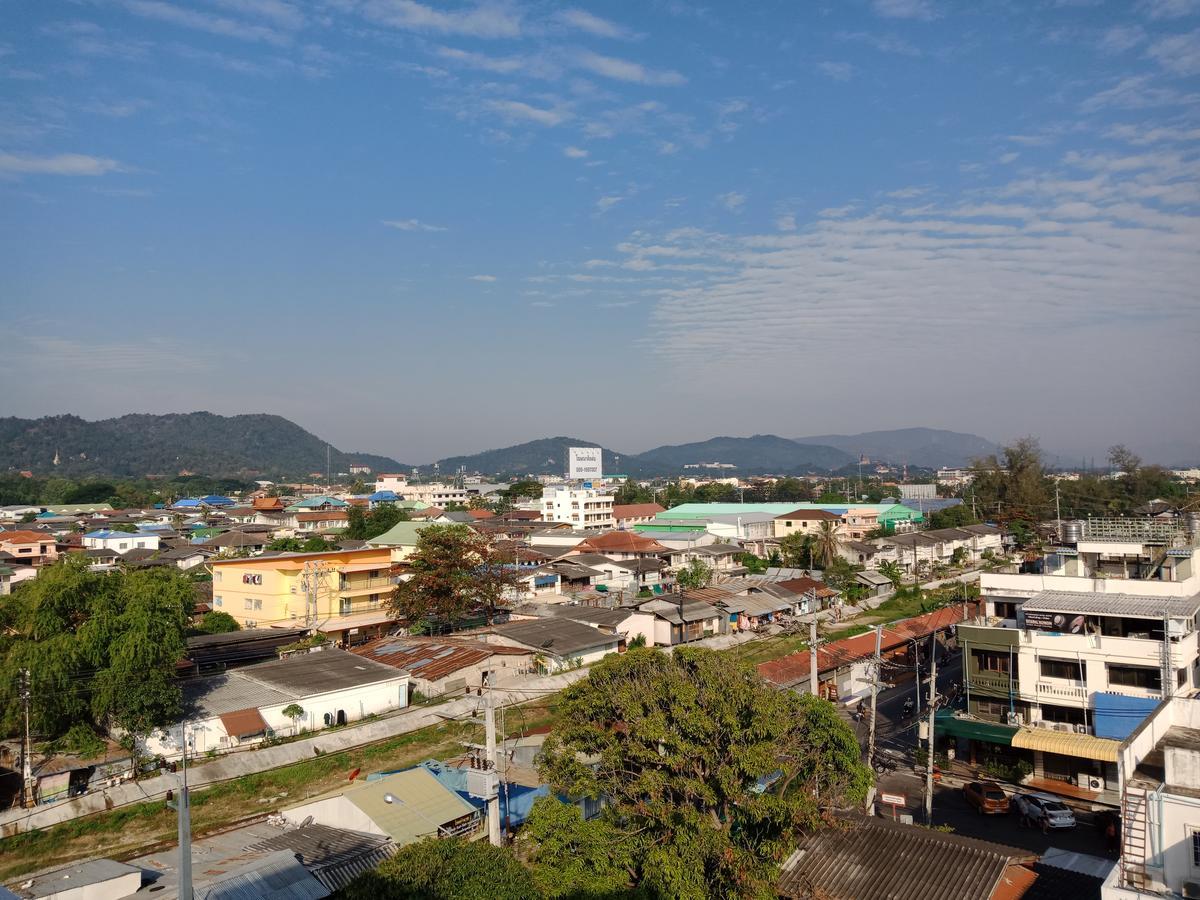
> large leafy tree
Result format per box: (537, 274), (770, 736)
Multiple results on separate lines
(519, 796), (639, 898)
(675, 558), (713, 591)
(345, 504), (410, 541)
(538, 647), (872, 900)
(341, 838), (537, 900)
(388, 524), (523, 628)
(968, 436), (1050, 521)
(0, 557), (192, 746)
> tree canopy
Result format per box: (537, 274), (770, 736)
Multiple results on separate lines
(387, 524), (523, 627)
(341, 838), (537, 900)
(538, 647), (872, 899)
(345, 504), (410, 541)
(674, 558), (713, 591)
(0, 557), (193, 744)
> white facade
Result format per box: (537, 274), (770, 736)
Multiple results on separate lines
(82, 531), (161, 555)
(898, 483), (937, 500)
(540, 487), (615, 531)
(1105, 697), (1200, 899)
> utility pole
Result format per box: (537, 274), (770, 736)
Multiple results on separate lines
(21, 669), (34, 808)
(484, 675), (502, 846)
(865, 625), (883, 809)
(924, 633), (938, 826)
(167, 726), (194, 900)
(809, 617), (819, 697)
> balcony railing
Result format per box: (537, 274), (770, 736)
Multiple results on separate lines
(339, 575), (399, 594)
(968, 673), (1016, 694)
(1035, 681), (1087, 700)
(1080, 518), (1191, 544)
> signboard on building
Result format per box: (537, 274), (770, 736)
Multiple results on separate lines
(568, 446), (603, 481)
(1023, 610), (1086, 633)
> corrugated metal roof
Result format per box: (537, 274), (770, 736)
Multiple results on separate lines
(219, 707), (270, 738)
(351, 637), (495, 681)
(194, 849), (329, 900)
(1010, 727), (1121, 762)
(341, 768), (480, 846)
(490, 617), (621, 656)
(1023, 589), (1200, 619)
(778, 813), (1033, 900)
(244, 824), (397, 893)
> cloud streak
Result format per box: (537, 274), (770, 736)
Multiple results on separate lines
(382, 218), (447, 232)
(0, 152), (123, 176)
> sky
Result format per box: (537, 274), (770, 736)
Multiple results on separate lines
(2, 0), (1199, 465)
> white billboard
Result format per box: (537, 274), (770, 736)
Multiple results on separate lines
(567, 446), (603, 481)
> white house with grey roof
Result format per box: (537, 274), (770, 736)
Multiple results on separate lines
(141, 648), (408, 759)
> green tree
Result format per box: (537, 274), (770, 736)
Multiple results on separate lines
(675, 558), (713, 591)
(814, 519), (842, 569)
(538, 647), (872, 900)
(877, 560), (904, 588)
(1108, 444), (1142, 478)
(196, 610), (240, 633)
(268, 537), (304, 552)
(388, 525), (523, 628)
(778, 532), (815, 569)
(341, 838), (538, 900)
(520, 796), (639, 898)
(281, 703), (305, 733)
(969, 437), (1049, 521)
(345, 506), (368, 540)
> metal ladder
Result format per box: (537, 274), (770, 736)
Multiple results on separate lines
(1121, 784), (1150, 890)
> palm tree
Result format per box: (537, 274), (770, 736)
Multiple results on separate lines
(815, 520), (841, 569)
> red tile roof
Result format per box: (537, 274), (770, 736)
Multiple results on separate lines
(776, 576), (838, 598)
(757, 603), (977, 689)
(296, 511), (349, 522)
(467, 508), (495, 520)
(612, 503), (666, 520)
(573, 530), (670, 554)
(252, 497), (285, 510)
(0, 531), (55, 545)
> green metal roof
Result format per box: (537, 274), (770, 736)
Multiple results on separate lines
(334, 768), (478, 846)
(657, 502), (923, 522)
(934, 711), (1016, 745)
(366, 520), (434, 547)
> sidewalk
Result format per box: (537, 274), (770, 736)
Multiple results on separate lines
(0, 669), (588, 836)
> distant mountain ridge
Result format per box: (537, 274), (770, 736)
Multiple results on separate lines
(624, 435), (851, 476)
(793, 428), (1001, 469)
(0, 413), (408, 478)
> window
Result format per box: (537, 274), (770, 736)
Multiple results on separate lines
(215, 571), (222, 582)
(245, 599), (253, 610)
(1192, 829), (1200, 868)
(340, 598), (352, 616)
(1181, 668), (1190, 688)
(974, 698), (1009, 720)
(1107, 664), (1161, 690)
(214, 596), (222, 607)
(972, 649), (1010, 674)
(1040, 658), (1084, 681)
(1039, 704), (1085, 725)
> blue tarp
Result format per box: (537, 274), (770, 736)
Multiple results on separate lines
(1092, 692), (1160, 741)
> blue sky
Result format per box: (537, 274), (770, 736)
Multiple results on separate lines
(2, 0), (1199, 464)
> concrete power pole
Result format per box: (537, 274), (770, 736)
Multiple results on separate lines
(21, 669), (34, 808)
(924, 633), (939, 826)
(168, 726), (194, 900)
(484, 676), (502, 846)
(865, 625), (883, 810)
(809, 617), (819, 697)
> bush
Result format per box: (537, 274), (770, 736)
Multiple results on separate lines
(340, 838), (539, 900)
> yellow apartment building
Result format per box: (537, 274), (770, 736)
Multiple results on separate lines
(211, 548), (402, 646)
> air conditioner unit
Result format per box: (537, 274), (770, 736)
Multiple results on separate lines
(1056, 722), (1074, 732)
(1074, 724), (1091, 735)
(1078, 773), (1106, 791)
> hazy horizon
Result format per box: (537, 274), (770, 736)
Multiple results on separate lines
(3, 2), (1198, 464)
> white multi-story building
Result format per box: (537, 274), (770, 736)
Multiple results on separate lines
(936, 467), (974, 487)
(950, 516), (1200, 808)
(540, 486), (615, 531)
(372, 475), (468, 508)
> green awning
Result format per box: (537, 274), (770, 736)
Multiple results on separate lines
(935, 712), (1016, 746)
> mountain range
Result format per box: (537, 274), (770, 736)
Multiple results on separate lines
(0, 413), (408, 479)
(5, 414), (1133, 480)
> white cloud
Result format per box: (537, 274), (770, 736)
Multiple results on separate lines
(817, 61), (854, 81)
(718, 191), (746, 211)
(1138, 0), (1200, 19)
(85, 99), (151, 118)
(0, 152), (123, 176)
(775, 214), (797, 231)
(575, 50), (686, 86)
(999, 151), (1020, 164)
(359, 0), (522, 38)
(886, 186), (926, 199)
(836, 31), (921, 56)
(563, 145), (589, 158)
(872, 0), (939, 21)
(470, 274), (497, 282)
(554, 9), (633, 39)
(1106, 122), (1200, 144)
(1098, 25), (1147, 53)
(1148, 29), (1200, 76)
(596, 195), (624, 212)
(657, 141), (679, 155)
(434, 46), (528, 74)
(120, 0), (290, 45)
(210, 0), (305, 30)
(382, 218), (448, 232)
(1080, 75), (1200, 112)
(484, 99), (569, 126)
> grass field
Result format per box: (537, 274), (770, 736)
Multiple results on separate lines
(0, 697), (561, 883)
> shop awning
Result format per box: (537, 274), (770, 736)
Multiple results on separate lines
(219, 707), (269, 738)
(934, 712), (1016, 746)
(1010, 727), (1120, 763)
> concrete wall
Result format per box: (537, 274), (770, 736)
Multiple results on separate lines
(282, 795), (386, 837)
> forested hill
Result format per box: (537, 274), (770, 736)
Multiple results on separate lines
(0, 413), (407, 478)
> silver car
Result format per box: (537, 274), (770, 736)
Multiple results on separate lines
(1015, 793), (1077, 830)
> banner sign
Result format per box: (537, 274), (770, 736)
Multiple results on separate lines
(568, 447), (603, 481)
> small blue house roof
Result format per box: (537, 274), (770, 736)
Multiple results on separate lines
(200, 494), (235, 507)
(172, 498), (205, 508)
(85, 529), (147, 540)
(368, 490), (399, 502)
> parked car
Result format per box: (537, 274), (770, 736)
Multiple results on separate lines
(1014, 793), (1077, 830)
(963, 781), (1009, 814)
